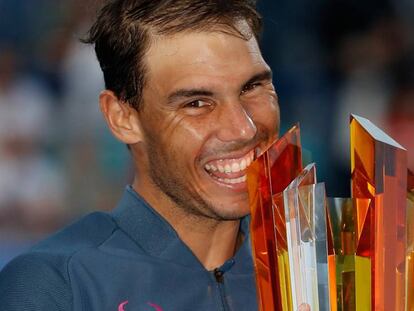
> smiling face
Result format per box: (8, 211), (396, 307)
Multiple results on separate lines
(133, 27), (280, 221)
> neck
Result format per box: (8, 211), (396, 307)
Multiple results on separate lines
(132, 178), (242, 271)
(174, 216), (241, 271)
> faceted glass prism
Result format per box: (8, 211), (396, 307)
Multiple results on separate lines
(407, 170), (414, 311)
(247, 125), (302, 311)
(283, 163), (331, 310)
(327, 198), (371, 311)
(350, 114), (408, 310)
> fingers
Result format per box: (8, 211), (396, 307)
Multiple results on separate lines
(298, 303), (311, 311)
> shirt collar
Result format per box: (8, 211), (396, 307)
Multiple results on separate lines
(111, 186), (254, 273)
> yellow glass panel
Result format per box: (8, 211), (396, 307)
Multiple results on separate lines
(355, 256), (371, 311)
(278, 250), (293, 310)
(327, 198), (371, 311)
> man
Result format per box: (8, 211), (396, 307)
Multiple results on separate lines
(0, 0), (280, 310)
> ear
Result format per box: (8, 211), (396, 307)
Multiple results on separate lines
(99, 90), (143, 144)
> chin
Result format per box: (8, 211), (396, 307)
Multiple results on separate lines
(210, 201), (251, 221)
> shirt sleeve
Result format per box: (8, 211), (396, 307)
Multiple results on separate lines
(0, 252), (72, 311)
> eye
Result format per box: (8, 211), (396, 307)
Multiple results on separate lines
(241, 82), (262, 95)
(184, 99), (210, 108)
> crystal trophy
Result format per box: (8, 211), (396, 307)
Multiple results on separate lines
(248, 115), (411, 311)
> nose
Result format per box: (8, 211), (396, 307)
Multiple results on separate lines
(215, 101), (257, 143)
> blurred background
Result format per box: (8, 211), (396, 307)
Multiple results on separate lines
(0, 0), (413, 268)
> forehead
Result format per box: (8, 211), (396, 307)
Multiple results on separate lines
(144, 29), (267, 92)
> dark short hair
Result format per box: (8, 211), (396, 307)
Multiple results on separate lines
(84, 0), (262, 110)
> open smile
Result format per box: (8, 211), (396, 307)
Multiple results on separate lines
(203, 150), (255, 187)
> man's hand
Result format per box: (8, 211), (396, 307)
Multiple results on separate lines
(298, 303), (311, 311)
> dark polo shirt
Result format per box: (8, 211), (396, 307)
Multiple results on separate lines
(0, 186), (257, 310)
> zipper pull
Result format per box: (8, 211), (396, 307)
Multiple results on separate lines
(213, 258), (235, 283)
(214, 268), (224, 283)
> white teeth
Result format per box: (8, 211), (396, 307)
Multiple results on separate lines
(217, 175), (247, 184)
(247, 155), (252, 166)
(231, 162), (240, 173)
(204, 150), (254, 174)
(240, 159), (246, 170)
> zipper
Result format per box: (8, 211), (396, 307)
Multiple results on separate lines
(212, 259), (235, 311)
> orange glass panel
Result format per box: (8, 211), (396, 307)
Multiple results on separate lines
(407, 173), (414, 311)
(247, 125), (302, 311)
(409, 169), (414, 192)
(326, 205), (338, 311)
(350, 115), (407, 311)
(407, 249), (414, 311)
(247, 156), (279, 311)
(328, 254), (338, 311)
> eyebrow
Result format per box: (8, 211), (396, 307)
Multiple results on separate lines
(242, 69), (273, 88)
(166, 69), (273, 102)
(167, 88), (214, 102)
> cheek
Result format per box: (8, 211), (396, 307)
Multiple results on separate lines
(178, 119), (209, 144)
(247, 95), (280, 130)
(165, 118), (210, 163)
(142, 110), (193, 149)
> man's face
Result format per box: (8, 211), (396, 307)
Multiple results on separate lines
(136, 27), (280, 221)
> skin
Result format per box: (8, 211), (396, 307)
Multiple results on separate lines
(298, 304), (311, 311)
(100, 25), (280, 270)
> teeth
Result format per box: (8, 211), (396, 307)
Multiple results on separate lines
(231, 162), (240, 172)
(240, 159), (246, 170)
(204, 150), (254, 175)
(217, 175), (247, 184)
